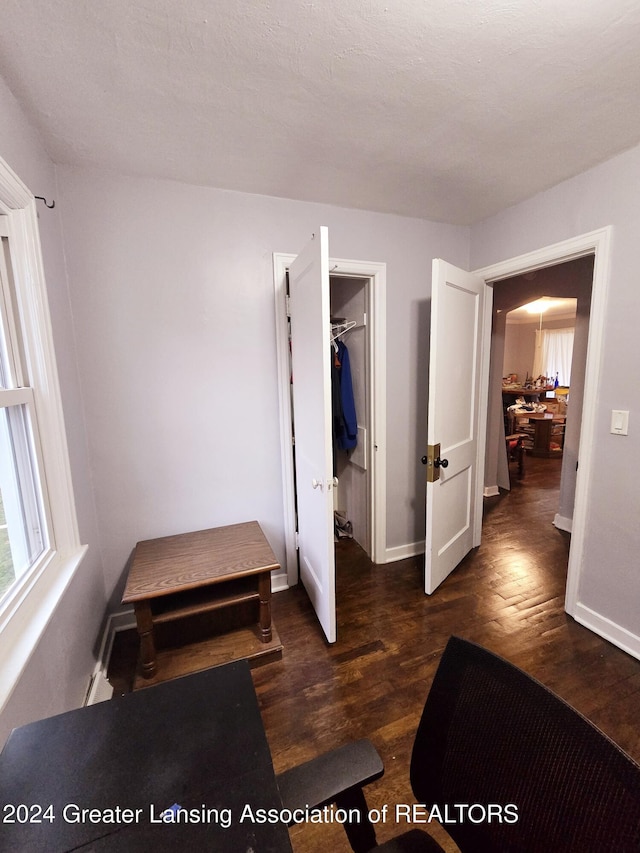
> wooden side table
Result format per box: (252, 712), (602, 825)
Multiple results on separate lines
(122, 521), (281, 680)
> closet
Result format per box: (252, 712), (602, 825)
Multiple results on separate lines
(329, 275), (371, 556)
(274, 232), (386, 643)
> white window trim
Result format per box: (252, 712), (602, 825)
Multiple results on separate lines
(0, 157), (87, 713)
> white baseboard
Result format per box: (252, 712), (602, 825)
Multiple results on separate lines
(553, 513), (573, 533)
(484, 485), (500, 497)
(572, 602), (640, 662)
(108, 608), (137, 634)
(83, 609), (135, 705)
(384, 541), (425, 563)
(271, 570), (290, 593)
(276, 541), (426, 571)
(85, 669), (114, 705)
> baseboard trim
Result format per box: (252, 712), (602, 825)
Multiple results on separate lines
(83, 609), (135, 705)
(84, 669), (114, 705)
(107, 609), (137, 634)
(384, 541), (425, 563)
(484, 485), (500, 497)
(572, 602), (640, 662)
(272, 573), (290, 593)
(553, 513), (573, 533)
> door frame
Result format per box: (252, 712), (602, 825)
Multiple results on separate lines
(473, 226), (612, 618)
(273, 252), (387, 587)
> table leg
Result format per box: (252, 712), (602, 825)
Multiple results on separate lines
(258, 572), (272, 643)
(134, 600), (157, 677)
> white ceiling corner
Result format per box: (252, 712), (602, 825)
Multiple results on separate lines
(2, 0), (640, 225)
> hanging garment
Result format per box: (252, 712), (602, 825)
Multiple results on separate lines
(333, 340), (358, 452)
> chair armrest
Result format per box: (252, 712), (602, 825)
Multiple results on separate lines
(276, 739), (384, 853)
(276, 738), (384, 813)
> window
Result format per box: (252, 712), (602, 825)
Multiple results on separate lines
(533, 327), (575, 386)
(0, 227), (50, 601)
(0, 158), (85, 712)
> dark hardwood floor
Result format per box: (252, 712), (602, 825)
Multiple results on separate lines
(108, 457), (640, 851)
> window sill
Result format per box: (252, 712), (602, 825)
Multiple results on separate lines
(0, 544), (88, 714)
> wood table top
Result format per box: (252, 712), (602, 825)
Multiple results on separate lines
(122, 521), (279, 603)
(515, 412), (566, 421)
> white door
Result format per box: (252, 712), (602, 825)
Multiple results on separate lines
(288, 227), (337, 642)
(424, 259), (486, 594)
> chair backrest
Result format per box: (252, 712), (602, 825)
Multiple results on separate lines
(410, 636), (640, 852)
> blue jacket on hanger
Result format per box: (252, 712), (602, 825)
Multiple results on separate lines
(335, 340), (357, 451)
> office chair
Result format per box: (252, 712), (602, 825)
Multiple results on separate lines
(277, 635), (640, 852)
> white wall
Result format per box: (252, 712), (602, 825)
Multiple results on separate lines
(471, 143), (640, 649)
(56, 166), (469, 607)
(0, 78), (106, 743)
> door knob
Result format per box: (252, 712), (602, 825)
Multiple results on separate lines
(434, 457), (449, 469)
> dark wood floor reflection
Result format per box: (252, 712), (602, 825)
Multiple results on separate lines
(109, 457), (640, 851)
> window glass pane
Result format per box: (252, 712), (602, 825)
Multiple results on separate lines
(0, 235), (17, 389)
(0, 324), (9, 389)
(0, 404), (46, 601)
(0, 491), (13, 598)
(0, 320), (10, 393)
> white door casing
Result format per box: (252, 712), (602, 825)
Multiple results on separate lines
(288, 227), (337, 643)
(424, 259), (487, 594)
(473, 228), (613, 635)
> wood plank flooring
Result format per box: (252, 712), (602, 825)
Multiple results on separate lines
(108, 456), (640, 852)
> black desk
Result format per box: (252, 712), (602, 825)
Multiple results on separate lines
(0, 661), (292, 852)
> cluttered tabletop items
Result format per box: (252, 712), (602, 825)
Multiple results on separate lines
(503, 375), (568, 457)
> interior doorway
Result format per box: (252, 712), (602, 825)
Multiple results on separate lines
(474, 226), (612, 625)
(486, 255), (594, 537)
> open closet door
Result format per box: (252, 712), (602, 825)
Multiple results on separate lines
(289, 227), (337, 643)
(424, 259), (486, 594)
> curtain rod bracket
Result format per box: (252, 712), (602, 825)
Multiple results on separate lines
(35, 196), (55, 209)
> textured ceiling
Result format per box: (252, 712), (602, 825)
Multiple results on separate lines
(2, 0), (640, 224)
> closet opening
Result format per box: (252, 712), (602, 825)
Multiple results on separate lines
(330, 274), (371, 564)
(273, 247), (387, 635)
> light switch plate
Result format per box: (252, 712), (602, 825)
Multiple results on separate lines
(611, 410), (629, 435)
